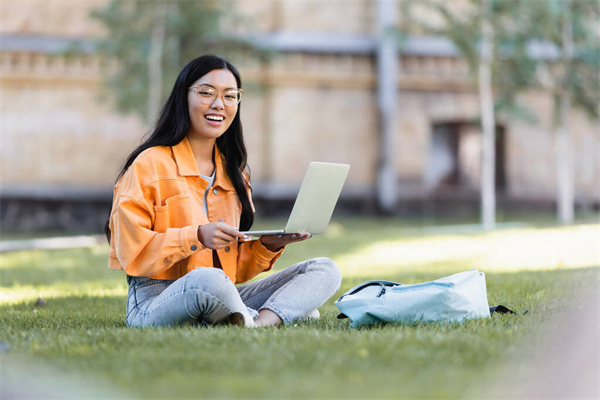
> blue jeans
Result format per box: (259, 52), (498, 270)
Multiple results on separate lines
(126, 257), (342, 327)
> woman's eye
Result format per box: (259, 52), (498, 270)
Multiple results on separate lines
(199, 90), (213, 96)
(224, 93), (237, 100)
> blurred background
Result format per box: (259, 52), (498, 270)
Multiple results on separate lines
(1, 0), (598, 236)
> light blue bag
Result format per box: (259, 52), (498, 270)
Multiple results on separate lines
(335, 269), (491, 327)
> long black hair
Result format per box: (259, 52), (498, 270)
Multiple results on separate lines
(104, 54), (253, 242)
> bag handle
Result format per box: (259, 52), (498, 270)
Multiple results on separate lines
(336, 280), (400, 302)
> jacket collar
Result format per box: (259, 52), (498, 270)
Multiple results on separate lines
(171, 137), (235, 191)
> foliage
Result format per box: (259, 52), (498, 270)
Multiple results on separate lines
(90, 0), (259, 122)
(401, 0), (539, 121)
(526, 0), (600, 121)
(400, 0), (599, 122)
(1, 217), (599, 399)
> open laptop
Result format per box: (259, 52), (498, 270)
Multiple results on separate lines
(241, 162), (350, 236)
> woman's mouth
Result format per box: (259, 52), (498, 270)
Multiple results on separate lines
(205, 114), (225, 126)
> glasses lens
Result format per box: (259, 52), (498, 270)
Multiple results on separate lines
(223, 90), (241, 106)
(196, 86), (216, 104)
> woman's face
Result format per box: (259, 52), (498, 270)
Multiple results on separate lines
(187, 68), (239, 141)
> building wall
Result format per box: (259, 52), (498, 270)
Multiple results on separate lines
(0, 51), (144, 194)
(0, 0), (106, 37)
(508, 92), (599, 204)
(232, 0), (375, 34)
(1, 0), (598, 219)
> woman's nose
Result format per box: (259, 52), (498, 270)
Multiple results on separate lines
(211, 95), (225, 109)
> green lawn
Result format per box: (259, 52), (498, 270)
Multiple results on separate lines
(1, 217), (598, 399)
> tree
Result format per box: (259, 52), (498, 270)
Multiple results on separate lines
(479, 0), (496, 230)
(90, 0), (258, 124)
(401, 0), (538, 230)
(376, 0), (399, 214)
(525, 0), (599, 224)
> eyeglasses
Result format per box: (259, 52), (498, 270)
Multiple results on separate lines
(188, 85), (243, 107)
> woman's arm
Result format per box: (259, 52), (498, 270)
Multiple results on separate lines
(111, 194), (204, 277)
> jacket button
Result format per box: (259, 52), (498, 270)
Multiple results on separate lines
(191, 245), (197, 251)
(224, 246), (230, 252)
(213, 188), (219, 195)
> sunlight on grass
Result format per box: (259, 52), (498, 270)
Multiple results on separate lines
(0, 246), (108, 270)
(0, 282), (126, 306)
(337, 224), (599, 278)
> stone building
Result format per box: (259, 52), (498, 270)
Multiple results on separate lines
(1, 0), (598, 232)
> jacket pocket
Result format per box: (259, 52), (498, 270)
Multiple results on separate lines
(153, 194), (192, 232)
(213, 191), (241, 228)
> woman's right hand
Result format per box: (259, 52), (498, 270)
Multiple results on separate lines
(197, 222), (247, 250)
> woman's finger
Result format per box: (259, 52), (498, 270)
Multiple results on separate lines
(213, 232), (236, 244)
(277, 233), (311, 245)
(290, 233), (311, 239)
(218, 223), (247, 239)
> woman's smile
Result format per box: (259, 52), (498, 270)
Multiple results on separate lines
(205, 113), (225, 126)
(188, 68), (239, 140)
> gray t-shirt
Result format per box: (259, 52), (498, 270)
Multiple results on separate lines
(200, 170), (216, 217)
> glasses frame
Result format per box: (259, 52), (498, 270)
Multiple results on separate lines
(188, 85), (243, 106)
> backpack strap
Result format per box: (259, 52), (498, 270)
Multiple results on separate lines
(489, 305), (528, 315)
(336, 280), (400, 302)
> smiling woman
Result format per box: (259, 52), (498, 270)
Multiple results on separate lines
(103, 55), (341, 329)
(186, 69), (242, 149)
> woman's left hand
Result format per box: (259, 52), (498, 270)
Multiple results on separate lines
(260, 232), (312, 252)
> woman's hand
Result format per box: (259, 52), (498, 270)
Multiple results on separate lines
(260, 232), (312, 252)
(197, 222), (247, 250)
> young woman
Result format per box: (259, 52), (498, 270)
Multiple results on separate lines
(105, 55), (342, 328)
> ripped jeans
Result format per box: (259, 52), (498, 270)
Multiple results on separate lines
(125, 257), (342, 327)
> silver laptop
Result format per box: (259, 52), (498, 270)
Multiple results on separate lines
(241, 162), (350, 236)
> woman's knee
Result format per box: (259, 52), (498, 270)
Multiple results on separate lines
(310, 257), (342, 292)
(182, 267), (243, 319)
(185, 267), (235, 296)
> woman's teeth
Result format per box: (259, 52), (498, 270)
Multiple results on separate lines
(205, 115), (224, 121)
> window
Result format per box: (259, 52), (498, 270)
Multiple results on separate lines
(424, 122), (506, 193)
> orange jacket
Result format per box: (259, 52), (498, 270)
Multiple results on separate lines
(108, 137), (283, 283)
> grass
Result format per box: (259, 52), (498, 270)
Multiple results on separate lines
(1, 216), (598, 399)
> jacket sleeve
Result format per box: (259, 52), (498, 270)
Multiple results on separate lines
(110, 184), (204, 278)
(235, 239), (284, 283)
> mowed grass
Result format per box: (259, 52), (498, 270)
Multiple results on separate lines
(1, 217), (598, 399)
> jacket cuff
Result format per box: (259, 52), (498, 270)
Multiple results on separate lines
(181, 225), (205, 256)
(254, 239), (285, 263)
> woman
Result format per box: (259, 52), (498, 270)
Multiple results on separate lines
(105, 55), (342, 328)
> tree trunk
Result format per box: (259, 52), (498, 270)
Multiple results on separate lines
(375, 0), (398, 213)
(147, 2), (167, 125)
(479, 0), (496, 230)
(556, 0), (575, 224)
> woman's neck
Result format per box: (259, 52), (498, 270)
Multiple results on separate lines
(187, 136), (216, 176)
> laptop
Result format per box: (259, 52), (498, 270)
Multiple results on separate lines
(241, 162), (350, 236)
